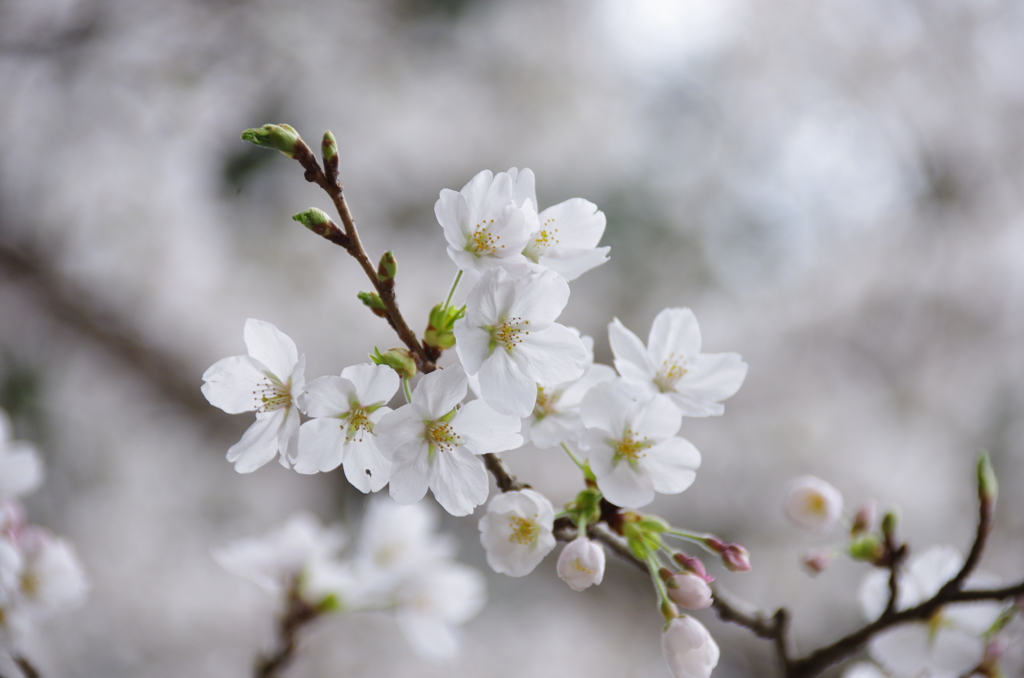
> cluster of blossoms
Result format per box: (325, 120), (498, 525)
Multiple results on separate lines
(215, 498), (485, 659)
(204, 165), (751, 677)
(0, 409), (88, 654)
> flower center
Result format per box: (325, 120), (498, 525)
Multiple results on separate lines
(253, 376), (292, 413)
(523, 219), (560, 261)
(508, 516), (538, 545)
(654, 354), (689, 392)
(426, 420), (463, 454)
(614, 430), (651, 461)
(533, 386), (560, 419)
(803, 492), (828, 517)
(342, 407), (373, 443)
(466, 219), (505, 257)
(488, 317), (530, 352)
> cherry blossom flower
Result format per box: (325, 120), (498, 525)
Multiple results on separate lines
(478, 489), (556, 577)
(202, 319), (306, 473)
(841, 663), (889, 678)
(785, 475), (844, 536)
(10, 527), (88, 622)
(666, 573), (713, 610)
(454, 268), (588, 417)
(0, 410), (43, 500)
(556, 538), (606, 591)
(661, 616), (720, 678)
(435, 169), (532, 279)
(578, 381), (701, 508)
(858, 545), (1005, 678)
(375, 366), (522, 516)
(393, 561), (487, 660)
(294, 364), (399, 492)
(506, 168), (610, 281)
(609, 308), (747, 417)
(520, 334), (616, 448)
(213, 512), (346, 597)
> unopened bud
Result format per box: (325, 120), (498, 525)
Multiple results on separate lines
(881, 511), (898, 540)
(849, 534), (884, 563)
(424, 303), (465, 351)
(673, 553), (714, 583)
(851, 500), (876, 535)
(556, 538), (605, 592)
(785, 475), (843, 537)
(292, 207), (331, 229)
(370, 347), (417, 380)
(978, 452), (998, 506)
(321, 130), (338, 163)
(720, 543), (752, 572)
(241, 124), (301, 158)
(377, 251), (398, 282)
(357, 291), (388, 318)
(661, 617), (719, 677)
(800, 550), (832, 576)
(667, 573), (713, 610)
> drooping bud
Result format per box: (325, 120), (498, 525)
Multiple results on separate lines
(424, 303), (465, 351)
(720, 543), (752, 573)
(377, 251), (398, 282)
(556, 538), (606, 591)
(784, 475), (844, 537)
(673, 553), (714, 583)
(977, 452), (998, 506)
(800, 550), (832, 576)
(357, 291), (388, 318)
(666, 573), (713, 610)
(851, 500), (876, 535)
(241, 124), (302, 158)
(661, 616), (720, 678)
(370, 347), (417, 380)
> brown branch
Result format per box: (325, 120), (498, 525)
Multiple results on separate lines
(254, 584), (320, 678)
(482, 453), (525, 492)
(12, 656), (40, 678)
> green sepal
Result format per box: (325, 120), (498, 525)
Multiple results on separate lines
(357, 291), (387, 318)
(377, 251), (398, 282)
(424, 303), (466, 350)
(370, 347), (417, 380)
(565, 488), (603, 527)
(321, 130), (338, 162)
(241, 123), (301, 158)
(292, 207), (331, 229)
(638, 515), (670, 534)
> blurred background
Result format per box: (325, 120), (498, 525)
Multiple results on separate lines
(1, 0), (1023, 675)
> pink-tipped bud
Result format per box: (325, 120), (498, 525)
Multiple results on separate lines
(851, 500), (876, 535)
(800, 550), (832, 576)
(705, 537), (725, 553)
(673, 553), (714, 583)
(721, 543), (752, 572)
(667, 573), (713, 610)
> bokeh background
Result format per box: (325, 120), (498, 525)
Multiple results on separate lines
(1, 0), (1023, 675)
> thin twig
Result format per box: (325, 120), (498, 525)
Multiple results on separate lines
(254, 584), (320, 678)
(482, 453), (525, 492)
(12, 657), (40, 678)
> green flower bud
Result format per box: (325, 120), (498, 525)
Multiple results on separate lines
(424, 303), (466, 350)
(377, 251), (398, 282)
(292, 207), (332, 230)
(316, 593), (342, 614)
(357, 291), (387, 318)
(370, 347), (417, 380)
(321, 130), (338, 163)
(881, 511), (898, 540)
(241, 124), (302, 158)
(977, 452), (998, 505)
(849, 534), (884, 563)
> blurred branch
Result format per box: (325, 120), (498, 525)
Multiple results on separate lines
(12, 656), (40, 678)
(254, 582), (320, 678)
(482, 453), (524, 492)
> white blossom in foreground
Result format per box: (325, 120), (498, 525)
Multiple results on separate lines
(556, 538), (605, 591)
(662, 616), (720, 678)
(213, 512), (346, 596)
(784, 475), (844, 536)
(859, 545), (1004, 678)
(435, 169), (532, 279)
(478, 489), (556, 577)
(579, 381), (701, 508)
(202, 319), (306, 472)
(521, 334), (616, 448)
(841, 663), (889, 678)
(667, 573), (713, 610)
(507, 168), (610, 281)
(609, 308), (747, 417)
(376, 366), (522, 516)
(294, 364), (399, 492)
(0, 410), (43, 500)
(454, 268), (588, 417)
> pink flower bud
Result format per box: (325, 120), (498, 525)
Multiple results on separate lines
(800, 550), (832, 576)
(721, 543), (751, 572)
(661, 616), (720, 678)
(851, 500), (876, 535)
(673, 553), (714, 583)
(556, 538), (605, 591)
(667, 573), (713, 610)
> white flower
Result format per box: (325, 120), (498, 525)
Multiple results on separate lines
(841, 663), (890, 678)
(667, 573), (713, 610)
(393, 561), (487, 660)
(454, 268), (588, 417)
(12, 528), (88, 621)
(858, 545), (1004, 678)
(478, 489), (556, 577)
(661, 616), (720, 678)
(609, 308), (747, 417)
(435, 169), (532, 279)
(213, 512), (346, 597)
(294, 364), (399, 492)
(578, 381), (701, 508)
(376, 366), (522, 516)
(784, 475), (844, 536)
(506, 168), (610, 281)
(521, 334), (616, 448)
(0, 410), (43, 500)
(202, 319), (306, 473)
(556, 538), (605, 591)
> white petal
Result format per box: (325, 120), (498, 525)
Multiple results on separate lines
(388, 445), (432, 506)
(508, 270), (570, 327)
(303, 376), (356, 418)
(0, 442), (43, 499)
(340, 363), (399, 406)
(463, 267), (517, 326)
(596, 460), (655, 508)
(375, 406), (425, 462)
(430, 446), (490, 516)
(293, 418), (346, 474)
(859, 568), (894, 620)
(580, 380), (635, 435)
(516, 324), (588, 387)
(929, 626), (986, 678)
(536, 198), (606, 249)
(342, 438), (391, 493)
(508, 167), (537, 209)
(645, 437), (701, 494)
(478, 350), (537, 417)
(414, 366), (468, 419)
(243, 319), (299, 381)
(452, 322), (494, 375)
(227, 414), (282, 473)
(869, 624), (932, 678)
(609, 318), (656, 381)
(648, 308), (702, 364)
(453, 400), (523, 453)
(536, 246), (610, 281)
(629, 394), (682, 440)
(277, 407), (301, 467)
(665, 391), (726, 418)
(201, 355), (267, 414)
(906, 545), (963, 600)
(435, 188), (465, 250)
